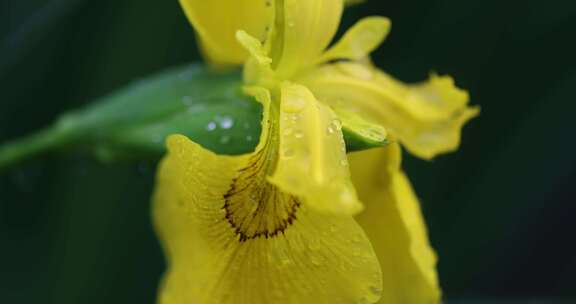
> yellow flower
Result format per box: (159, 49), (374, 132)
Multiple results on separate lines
(154, 0), (479, 303)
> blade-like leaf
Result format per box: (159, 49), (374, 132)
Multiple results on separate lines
(0, 64), (386, 169)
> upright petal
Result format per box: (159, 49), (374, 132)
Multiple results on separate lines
(301, 62), (479, 159)
(153, 87), (382, 304)
(349, 145), (442, 304)
(269, 82), (363, 215)
(179, 0), (274, 65)
(269, 0), (344, 77)
(318, 17), (391, 64)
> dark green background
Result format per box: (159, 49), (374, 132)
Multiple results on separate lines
(1, 0), (574, 303)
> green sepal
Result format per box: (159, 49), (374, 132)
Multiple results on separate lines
(0, 64), (386, 169)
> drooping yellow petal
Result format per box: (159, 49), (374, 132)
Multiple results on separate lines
(318, 17), (391, 64)
(178, 0), (274, 65)
(269, 0), (344, 78)
(300, 62), (480, 159)
(269, 82), (363, 215)
(153, 88), (383, 304)
(349, 145), (442, 304)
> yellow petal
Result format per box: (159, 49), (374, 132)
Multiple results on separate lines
(236, 30), (273, 66)
(269, 0), (344, 78)
(332, 104), (388, 146)
(318, 17), (391, 64)
(153, 89), (383, 303)
(269, 82), (363, 215)
(178, 0), (274, 66)
(349, 145), (442, 304)
(300, 62), (480, 159)
(235, 30), (278, 86)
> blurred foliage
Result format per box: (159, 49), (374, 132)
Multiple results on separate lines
(0, 0), (575, 303)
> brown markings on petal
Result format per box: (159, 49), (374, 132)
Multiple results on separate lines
(222, 121), (300, 242)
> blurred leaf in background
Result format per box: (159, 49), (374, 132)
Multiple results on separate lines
(0, 0), (575, 303)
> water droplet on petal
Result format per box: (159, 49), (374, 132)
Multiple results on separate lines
(294, 130), (303, 139)
(340, 189), (355, 205)
(283, 97), (305, 113)
(283, 148), (295, 158)
(332, 118), (342, 131)
(311, 257), (321, 266)
(283, 127), (293, 136)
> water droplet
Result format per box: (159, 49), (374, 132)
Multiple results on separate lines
(283, 148), (295, 158)
(283, 97), (305, 113)
(243, 122), (251, 129)
(332, 118), (342, 131)
(327, 126), (335, 134)
(283, 127), (293, 136)
(206, 121), (217, 131)
(340, 159), (348, 167)
(294, 130), (303, 139)
(178, 69), (194, 81)
(369, 285), (383, 297)
(219, 116), (234, 129)
(364, 127), (386, 142)
(220, 135), (231, 144)
(340, 189), (354, 204)
(181, 95), (194, 106)
(246, 135), (254, 142)
(310, 256), (322, 266)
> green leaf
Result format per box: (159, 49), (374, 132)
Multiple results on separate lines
(0, 64), (386, 169)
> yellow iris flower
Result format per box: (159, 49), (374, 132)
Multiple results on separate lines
(153, 1), (479, 303)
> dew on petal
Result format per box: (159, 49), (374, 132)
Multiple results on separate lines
(283, 148), (295, 158)
(283, 97), (305, 113)
(294, 130), (304, 139)
(283, 127), (293, 136)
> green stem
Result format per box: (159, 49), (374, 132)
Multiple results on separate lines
(0, 123), (77, 171)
